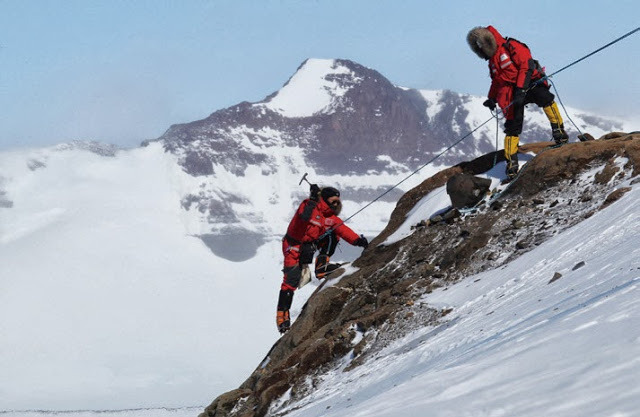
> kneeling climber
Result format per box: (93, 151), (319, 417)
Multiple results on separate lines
(276, 185), (368, 334)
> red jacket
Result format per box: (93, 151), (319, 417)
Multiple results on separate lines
(286, 198), (359, 245)
(486, 26), (546, 114)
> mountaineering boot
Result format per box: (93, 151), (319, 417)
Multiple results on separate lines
(314, 254), (343, 279)
(276, 288), (294, 333)
(543, 102), (569, 145)
(505, 152), (519, 180)
(551, 124), (569, 145)
(276, 310), (291, 334)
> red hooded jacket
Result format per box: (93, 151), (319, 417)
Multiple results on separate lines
(286, 198), (359, 245)
(486, 26), (546, 115)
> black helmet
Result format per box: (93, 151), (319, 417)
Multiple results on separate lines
(321, 187), (342, 215)
(320, 187), (340, 202)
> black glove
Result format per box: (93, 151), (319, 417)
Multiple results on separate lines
(512, 88), (525, 109)
(299, 242), (316, 265)
(354, 236), (369, 249)
(309, 184), (320, 201)
(483, 98), (497, 111)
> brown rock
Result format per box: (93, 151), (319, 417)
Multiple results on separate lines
(594, 158), (621, 184)
(601, 187), (632, 209)
(600, 132), (627, 140)
(299, 338), (334, 371)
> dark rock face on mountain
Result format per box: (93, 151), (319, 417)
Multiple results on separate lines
(198, 133), (640, 417)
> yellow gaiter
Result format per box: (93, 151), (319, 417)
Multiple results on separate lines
(543, 102), (564, 127)
(504, 135), (520, 160)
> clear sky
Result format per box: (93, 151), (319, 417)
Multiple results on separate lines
(1, 0), (638, 150)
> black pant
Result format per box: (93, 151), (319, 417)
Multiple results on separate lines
(505, 84), (555, 136)
(317, 231), (339, 258)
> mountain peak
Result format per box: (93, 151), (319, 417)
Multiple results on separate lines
(256, 58), (365, 118)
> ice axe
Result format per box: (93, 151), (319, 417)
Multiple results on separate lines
(299, 172), (312, 186)
(299, 172), (321, 200)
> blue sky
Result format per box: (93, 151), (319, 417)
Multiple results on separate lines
(1, 0), (638, 150)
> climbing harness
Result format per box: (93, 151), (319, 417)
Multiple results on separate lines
(315, 27), (640, 238)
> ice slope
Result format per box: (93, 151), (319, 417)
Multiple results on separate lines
(270, 181), (640, 416)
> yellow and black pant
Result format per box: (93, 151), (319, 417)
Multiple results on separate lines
(504, 84), (557, 136)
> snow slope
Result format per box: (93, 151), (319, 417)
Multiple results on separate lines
(269, 180), (640, 416)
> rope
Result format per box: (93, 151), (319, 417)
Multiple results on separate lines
(339, 115), (496, 225)
(312, 27), (640, 239)
(312, 116), (496, 242)
(532, 26), (640, 88)
(492, 108), (501, 168)
(548, 79), (584, 138)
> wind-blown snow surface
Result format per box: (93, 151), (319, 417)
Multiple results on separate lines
(271, 183), (640, 416)
(0, 142), (436, 413)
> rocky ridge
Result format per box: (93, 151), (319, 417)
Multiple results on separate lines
(199, 132), (640, 417)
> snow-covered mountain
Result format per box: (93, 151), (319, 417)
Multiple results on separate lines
(0, 58), (636, 416)
(157, 58), (630, 177)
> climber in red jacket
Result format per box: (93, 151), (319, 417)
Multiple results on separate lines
(276, 185), (368, 334)
(467, 25), (569, 179)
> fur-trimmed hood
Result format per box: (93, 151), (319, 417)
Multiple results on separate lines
(467, 26), (500, 60)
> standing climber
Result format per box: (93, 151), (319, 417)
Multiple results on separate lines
(467, 25), (569, 179)
(276, 185), (368, 334)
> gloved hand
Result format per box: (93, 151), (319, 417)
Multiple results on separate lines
(309, 184), (320, 201)
(299, 242), (316, 265)
(512, 88), (525, 109)
(354, 235), (369, 249)
(483, 98), (497, 111)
